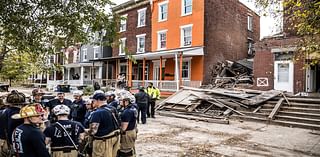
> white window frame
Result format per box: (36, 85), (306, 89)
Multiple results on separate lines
(82, 48), (88, 61)
(247, 15), (253, 31)
(182, 60), (191, 80)
(180, 24), (193, 47)
(119, 38), (126, 56)
(158, 1), (169, 22)
(93, 46), (100, 59)
(181, 0), (192, 16)
(137, 8), (147, 27)
(157, 29), (168, 50)
(136, 34), (146, 53)
(120, 14), (128, 32)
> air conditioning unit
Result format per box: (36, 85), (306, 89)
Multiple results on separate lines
(184, 41), (191, 46)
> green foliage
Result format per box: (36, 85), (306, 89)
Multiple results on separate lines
(0, 0), (118, 64)
(83, 85), (94, 96)
(0, 51), (33, 80)
(255, 0), (320, 64)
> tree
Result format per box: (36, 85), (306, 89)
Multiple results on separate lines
(0, 52), (34, 86)
(255, 0), (320, 64)
(0, 0), (119, 68)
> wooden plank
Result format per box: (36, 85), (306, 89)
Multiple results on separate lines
(281, 92), (291, 106)
(253, 106), (262, 113)
(202, 104), (215, 113)
(287, 97), (320, 103)
(241, 90), (281, 106)
(158, 111), (229, 124)
(182, 86), (253, 99)
(156, 89), (185, 110)
(208, 99), (245, 116)
(268, 98), (284, 119)
(223, 109), (232, 116)
(230, 99), (249, 109)
(189, 91), (224, 108)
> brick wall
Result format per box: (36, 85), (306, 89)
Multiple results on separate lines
(203, 0), (260, 83)
(254, 36), (306, 93)
(112, 5), (151, 57)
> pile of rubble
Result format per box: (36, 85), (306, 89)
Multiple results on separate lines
(156, 86), (320, 130)
(209, 59), (253, 88)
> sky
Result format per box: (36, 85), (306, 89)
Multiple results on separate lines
(110, 0), (280, 39)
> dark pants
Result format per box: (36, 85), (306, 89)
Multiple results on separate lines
(147, 100), (156, 118)
(137, 103), (147, 124)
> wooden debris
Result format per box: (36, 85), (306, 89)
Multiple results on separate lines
(268, 98), (284, 119)
(158, 111), (229, 124)
(253, 106), (262, 113)
(241, 90), (281, 106)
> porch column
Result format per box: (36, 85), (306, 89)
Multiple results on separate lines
(128, 59), (132, 87)
(67, 68), (70, 82)
(179, 52), (183, 88)
(80, 66), (84, 85)
(98, 66), (102, 79)
(116, 59), (119, 89)
(106, 61), (109, 80)
(142, 58), (146, 86)
(160, 56), (163, 88)
(174, 53), (179, 91)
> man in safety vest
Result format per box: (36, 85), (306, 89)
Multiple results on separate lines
(145, 82), (160, 118)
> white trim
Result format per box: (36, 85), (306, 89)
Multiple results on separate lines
(180, 24), (193, 47)
(181, 0), (192, 17)
(136, 34), (146, 54)
(119, 38), (127, 56)
(158, 0), (169, 22)
(181, 60), (191, 80)
(157, 30), (168, 50)
(137, 8), (147, 28)
(136, 33), (146, 38)
(120, 14), (128, 32)
(93, 46), (100, 59)
(247, 15), (253, 31)
(82, 48), (88, 61)
(271, 47), (297, 53)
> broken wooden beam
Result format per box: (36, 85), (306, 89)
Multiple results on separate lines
(208, 99), (245, 116)
(241, 90), (281, 106)
(158, 111), (229, 124)
(253, 106), (262, 113)
(268, 98), (284, 119)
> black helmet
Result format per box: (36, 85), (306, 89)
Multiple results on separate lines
(6, 90), (28, 105)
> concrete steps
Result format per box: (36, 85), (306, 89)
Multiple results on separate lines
(275, 115), (320, 125)
(271, 120), (320, 130)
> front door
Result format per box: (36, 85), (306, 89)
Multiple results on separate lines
(274, 61), (294, 92)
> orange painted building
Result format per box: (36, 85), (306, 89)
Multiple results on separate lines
(112, 0), (260, 91)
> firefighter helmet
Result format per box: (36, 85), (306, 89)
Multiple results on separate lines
(32, 88), (45, 96)
(52, 104), (70, 116)
(11, 103), (45, 119)
(6, 90), (28, 105)
(72, 90), (83, 96)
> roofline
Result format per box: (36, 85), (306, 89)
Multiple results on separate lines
(112, 0), (150, 14)
(237, 0), (260, 17)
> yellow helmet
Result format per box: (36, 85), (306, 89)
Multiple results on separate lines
(11, 103), (46, 119)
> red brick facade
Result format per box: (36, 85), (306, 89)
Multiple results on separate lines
(254, 36), (306, 93)
(203, 0), (260, 83)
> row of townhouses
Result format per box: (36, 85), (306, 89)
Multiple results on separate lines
(46, 0), (261, 92)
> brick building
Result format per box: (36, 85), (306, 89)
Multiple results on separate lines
(110, 0), (260, 91)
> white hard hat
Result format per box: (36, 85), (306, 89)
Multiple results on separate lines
(73, 90), (83, 96)
(53, 104), (70, 116)
(93, 90), (104, 95)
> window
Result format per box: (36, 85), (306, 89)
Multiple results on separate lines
(180, 24), (192, 47)
(136, 34), (146, 53)
(137, 8), (146, 27)
(182, 0), (192, 16)
(119, 38), (126, 55)
(248, 15), (253, 31)
(82, 48), (87, 61)
(182, 61), (190, 79)
(120, 14), (128, 32)
(157, 30), (167, 50)
(158, 1), (168, 22)
(119, 63), (127, 76)
(94, 46), (99, 59)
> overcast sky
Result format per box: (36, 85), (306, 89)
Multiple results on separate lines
(110, 0), (280, 38)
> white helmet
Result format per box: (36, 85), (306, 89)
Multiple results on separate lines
(93, 90), (104, 95)
(53, 104), (70, 116)
(73, 90), (83, 96)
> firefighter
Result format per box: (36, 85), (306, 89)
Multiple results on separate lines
(2, 90), (28, 155)
(46, 92), (72, 123)
(134, 86), (149, 124)
(88, 93), (120, 157)
(106, 91), (119, 109)
(0, 98), (9, 157)
(118, 95), (138, 157)
(11, 103), (50, 157)
(31, 88), (45, 105)
(145, 82), (160, 118)
(71, 90), (87, 124)
(44, 104), (85, 157)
